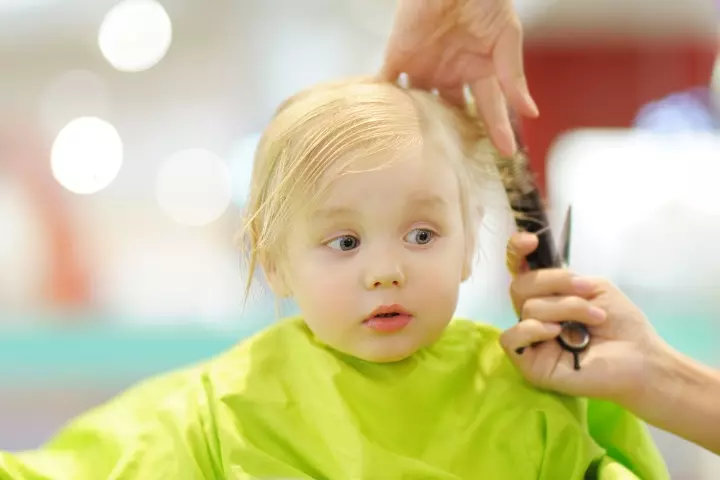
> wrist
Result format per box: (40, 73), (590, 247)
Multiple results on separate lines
(619, 340), (720, 453)
(615, 339), (680, 418)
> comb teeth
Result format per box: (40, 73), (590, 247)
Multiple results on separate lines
(496, 150), (536, 207)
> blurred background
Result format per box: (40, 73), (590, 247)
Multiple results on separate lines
(0, 0), (719, 476)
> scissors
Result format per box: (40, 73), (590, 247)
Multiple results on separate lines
(514, 199), (591, 370)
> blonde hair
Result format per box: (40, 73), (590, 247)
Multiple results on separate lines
(239, 76), (505, 300)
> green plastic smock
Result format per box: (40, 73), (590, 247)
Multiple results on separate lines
(0, 317), (668, 479)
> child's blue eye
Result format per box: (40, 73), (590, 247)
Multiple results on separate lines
(327, 235), (360, 251)
(405, 228), (435, 245)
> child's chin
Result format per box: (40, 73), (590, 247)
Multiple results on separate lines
(355, 345), (420, 364)
(369, 353), (414, 364)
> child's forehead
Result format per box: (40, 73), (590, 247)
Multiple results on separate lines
(304, 152), (461, 214)
(276, 124), (466, 226)
(327, 140), (454, 180)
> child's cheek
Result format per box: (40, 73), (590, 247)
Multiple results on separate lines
(299, 263), (359, 312)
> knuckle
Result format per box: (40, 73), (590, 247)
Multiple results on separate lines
(557, 267), (575, 279)
(498, 330), (512, 350)
(559, 269), (580, 289)
(509, 277), (524, 300)
(535, 268), (567, 292)
(546, 267), (568, 281)
(521, 298), (539, 320)
(510, 24), (524, 43)
(502, 14), (523, 35)
(522, 318), (542, 330)
(565, 295), (590, 313)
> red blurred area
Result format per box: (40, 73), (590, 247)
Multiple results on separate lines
(521, 39), (718, 192)
(0, 121), (90, 309)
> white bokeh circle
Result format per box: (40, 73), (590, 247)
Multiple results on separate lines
(156, 148), (233, 227)
(98, 0), (173, 72)
(51, 116), (124, 195)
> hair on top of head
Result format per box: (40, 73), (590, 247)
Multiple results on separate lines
(237, 75), (523, 300)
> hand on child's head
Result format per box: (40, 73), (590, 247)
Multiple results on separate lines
(381, 0), (539, 156)
(501, 232), (668, 406)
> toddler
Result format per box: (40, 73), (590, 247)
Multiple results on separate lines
(0, 78), (667, 479)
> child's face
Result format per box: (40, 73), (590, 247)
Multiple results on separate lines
(279, 150), (469, 362)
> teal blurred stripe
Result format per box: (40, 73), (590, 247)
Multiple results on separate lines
(0, 317), (270, 386)
(0, 313), (716, 385)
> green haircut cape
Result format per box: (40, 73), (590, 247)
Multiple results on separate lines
(1, 317), (668, 479)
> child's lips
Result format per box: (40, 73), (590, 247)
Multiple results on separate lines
(363, 314), (413, 333)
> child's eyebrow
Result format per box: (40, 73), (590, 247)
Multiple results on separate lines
(310, 206), (359, 222)
(404, 194), (449, 212)
(310, 195), (448, 223)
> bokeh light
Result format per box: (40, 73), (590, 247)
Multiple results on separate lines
(51, 117), (124, 195)
(39, 70), (110, 136)
(98, 0), (173, 73)
(547, 128), (720, 286)
(156, 148), (233, 227)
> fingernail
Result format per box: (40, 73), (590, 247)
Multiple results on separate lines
(589, 306), (606, 322)
(571, 276), (594, 294)
(545, 323), (563, 335)
(397, 72), (411, 89)
(518, 80), (539, 117)
(516, 232), (536, 245)
(526, 94), (539, 117)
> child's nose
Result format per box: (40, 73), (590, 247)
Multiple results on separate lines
(364, 265), (405, 289)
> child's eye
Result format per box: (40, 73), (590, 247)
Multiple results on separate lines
(326, 235), (361, 251)
(405, 228), (435, 245)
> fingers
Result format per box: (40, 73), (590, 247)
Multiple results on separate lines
(492, 19), (539, 118)
(378, 0), (419, 82)
(505, 232), (537, 276)
(378, 30), (405, 83)
(380, 42), (420, 86)
(500, 319), (562, 356)
(501, 296), (606, 360)
(507, 232), (538, 259)
(509, 268), (602, 321)
(506, 231), (602, 314)
(522, 296), (607, 325)
(510, 269), (598, 313)
(469, 77), (515, 156)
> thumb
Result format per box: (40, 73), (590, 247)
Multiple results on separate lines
(505, 232), (538, 276)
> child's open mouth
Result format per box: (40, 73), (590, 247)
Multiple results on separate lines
(364, 305), (413, 333)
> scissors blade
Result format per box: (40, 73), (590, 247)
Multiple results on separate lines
(559, 205), (572, 267)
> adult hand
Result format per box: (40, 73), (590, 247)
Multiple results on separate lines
(500, 232), (669, 407)
(381, 0), (539, 156)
